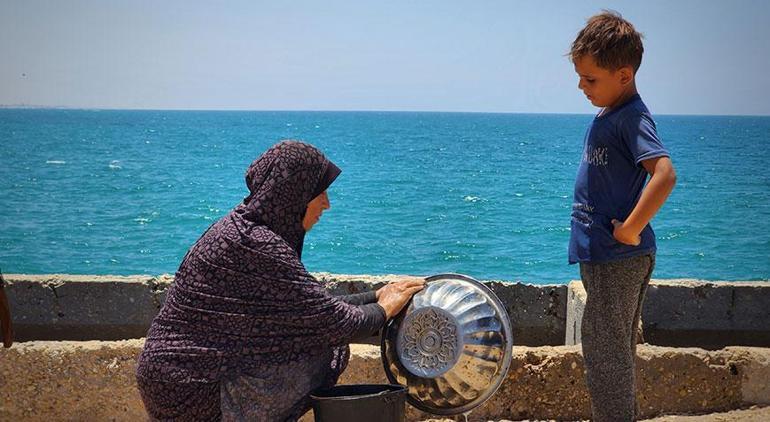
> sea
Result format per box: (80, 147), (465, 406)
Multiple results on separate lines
(1, 109), (768, 283)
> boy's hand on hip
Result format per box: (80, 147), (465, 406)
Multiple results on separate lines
(611, 219), (641, 246)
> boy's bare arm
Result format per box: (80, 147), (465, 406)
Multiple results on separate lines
(612, 156), (677, 246)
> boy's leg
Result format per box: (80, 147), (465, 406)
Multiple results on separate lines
(629, 254), (654, 417)
(630, 254), (654, 351)
(580, 254), (654, 422)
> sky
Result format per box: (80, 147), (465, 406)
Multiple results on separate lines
(1, 0), (769, 115)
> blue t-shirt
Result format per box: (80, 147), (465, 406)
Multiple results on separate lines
(568, 94), (669, 264)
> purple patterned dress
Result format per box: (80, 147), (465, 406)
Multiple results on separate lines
(136, 141), (374, 421)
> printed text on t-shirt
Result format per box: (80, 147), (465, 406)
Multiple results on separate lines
(582, 145), (608, 166)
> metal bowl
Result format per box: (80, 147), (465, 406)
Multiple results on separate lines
(381, 273), (513, 415)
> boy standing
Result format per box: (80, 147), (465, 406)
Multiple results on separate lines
(568, 11), (676, 421)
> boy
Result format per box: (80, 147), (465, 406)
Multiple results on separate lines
(568, 11), (676, 421)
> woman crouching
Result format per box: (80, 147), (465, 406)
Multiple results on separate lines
(136, 141), (423, 421)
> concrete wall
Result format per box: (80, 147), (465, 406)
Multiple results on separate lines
(565, 280), (586, 346)
(565, 279), (770, 349)
(1, 341), (768, 421)
(5, 274), (770, 348)
(4, 273), (567, 346)
(643, 280), (770, 349)
(4, 274), (171, 341)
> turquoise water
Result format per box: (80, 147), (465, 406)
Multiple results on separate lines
(1, 109), (768, 283)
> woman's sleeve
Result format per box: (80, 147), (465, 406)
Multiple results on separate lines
(338, 290), (377, 306)
(283, 271), (388, 348)
(338, 291), (385, 340)
(350, 303), (386, 341)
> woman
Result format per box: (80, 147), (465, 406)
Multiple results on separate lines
(136, 140), (423, 421)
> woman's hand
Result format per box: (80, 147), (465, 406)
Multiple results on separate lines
(376, 277), (426, 319)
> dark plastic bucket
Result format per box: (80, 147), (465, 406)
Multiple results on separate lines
(310, 383), (407, 422)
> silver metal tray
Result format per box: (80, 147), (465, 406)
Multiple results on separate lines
(381, 273), (513, 415)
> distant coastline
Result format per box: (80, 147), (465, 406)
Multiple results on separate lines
(2, 105), (769, 117)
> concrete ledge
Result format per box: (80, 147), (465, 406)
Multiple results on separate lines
(565, 279), (770, 349)
(4, 273), (568, 346)
(643, 280), (770, 349)
(6, 275), (770, 348)
(1, 341), (768, 421)
(4, 274), (171, 341)
(486, 281), (566, 346)
(313, 274), (568, 346)
(565, 280), (586, 346)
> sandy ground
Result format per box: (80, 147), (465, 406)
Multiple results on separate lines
(641, 406), (770, 421)
(418, 405), (770, 421)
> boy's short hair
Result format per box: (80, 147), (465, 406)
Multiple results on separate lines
(570, 10), (644, 73)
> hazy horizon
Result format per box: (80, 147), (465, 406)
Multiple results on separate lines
(2, 0), (769, 115)
(4, 106), (769, 118)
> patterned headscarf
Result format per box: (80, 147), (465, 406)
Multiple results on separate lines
(138, 141), (362, 388)
(239, 141), (341, 257)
